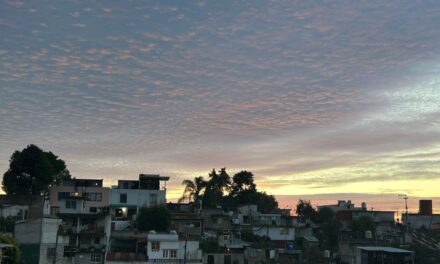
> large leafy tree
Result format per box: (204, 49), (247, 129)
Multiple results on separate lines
(230, 170), (256, 196)
(2, 144), (71, 196)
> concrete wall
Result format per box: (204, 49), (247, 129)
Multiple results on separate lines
(0, 204), (29, 219)
(405, 214), (440, 229)
(252, 226), (295, 241)
(147, 234), (201, 261)
(109, 189), (166, 208)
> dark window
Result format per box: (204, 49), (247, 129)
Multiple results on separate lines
(82, 192), (89, 198)
(58, 192), (70, 200)
(65, 200), (76, 209)
(94, 237), (100, 244)
(89, 192), (102, 201)
(120, 193), (127, 203)
(208, 255), (214, 264)
(89, 207), (97, 213)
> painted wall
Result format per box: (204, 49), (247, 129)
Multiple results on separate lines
(109, 189), (166, 208)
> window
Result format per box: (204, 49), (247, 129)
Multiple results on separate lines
(150, 193), (158, 206)
(208, 255), (214, 264)
(58, 192), (70, 200)
(151, 241), (160, 252)
(90, 253), (102, 263)
(120, 193), (127, 203)
(82, 192), (89, 198)
(65, 200), (76, 209)
(89, 207), (97, 213)
(90, 192), (102, 201)
(47, 247), (56, 258)
(94, 237), (100, 244)
(163, 249), (177, 258)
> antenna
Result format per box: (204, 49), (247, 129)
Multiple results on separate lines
(398, 194), (408, 222)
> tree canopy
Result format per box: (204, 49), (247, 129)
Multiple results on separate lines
(2, 144), (71, 196)
(296, 199), (317, 223)
(137, 205), (171, 232)
(180, 168), (278, 213)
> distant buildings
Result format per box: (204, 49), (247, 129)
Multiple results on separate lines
(5, 180), (436, 264)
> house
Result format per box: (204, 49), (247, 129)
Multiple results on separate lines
(106, 174), (170, 263)
(14, 217), (68, 264)
(354, 246), (414, 264)
(109, 174), (169, 230)
(0, 195), (44, 221)
(105, 231), (202, 264)
(49, 179), (110, 215)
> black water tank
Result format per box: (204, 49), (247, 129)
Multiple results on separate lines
(419, 200), (432, 215)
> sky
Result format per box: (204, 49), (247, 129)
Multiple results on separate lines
(1, 0), (440, 212)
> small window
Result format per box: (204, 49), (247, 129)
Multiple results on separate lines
(89, 192), (103, 201)
(120, 193), (127, 203)
(151, 241), (160, 251)
(90, 253), (102, 263)
(94, 237), (100, 244)
(150, 193), (158, 206)
(65, 200), (77, 209)
(170, 249), (177, 258)
(208, 255), (214, 264)
(89, 207), (97, 213)
(58, 192), (70, 200)
(47, 247), (56, 258)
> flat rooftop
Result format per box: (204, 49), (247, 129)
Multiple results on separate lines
(357, 246), (413, 253)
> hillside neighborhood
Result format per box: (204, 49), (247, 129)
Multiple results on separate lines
(1, 173), (439, 264)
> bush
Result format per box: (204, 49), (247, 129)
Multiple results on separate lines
(0, 234), (21, 264)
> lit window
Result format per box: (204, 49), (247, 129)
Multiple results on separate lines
(151, 241), (160, 252)
(90, 253), (101, 263)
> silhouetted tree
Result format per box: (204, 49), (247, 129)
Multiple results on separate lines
(2, 144), (71, 196)
(350, 215), (376, 238)
(178, 176), (207, 203)
(296, 199), (317, 223)
(230, 170), (256, 196)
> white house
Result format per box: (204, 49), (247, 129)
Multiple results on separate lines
(147, 231), (202, 263)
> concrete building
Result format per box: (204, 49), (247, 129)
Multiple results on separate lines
(204, 251), (245, 264)
(105, 231), (202, 264)
(403, 200), (440, 230)
(50, 179), (110, 215)
(14, 217), (68, 264)
(109, 174), (168, 231)
(0, 195), (44, 220)
(354, 246), (414, 264)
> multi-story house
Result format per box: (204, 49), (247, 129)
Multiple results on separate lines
(106, 174), (169, 262)
(49, 179), (110, 215)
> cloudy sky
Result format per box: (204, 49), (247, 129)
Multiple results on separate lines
(1, 0), (440, 209)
